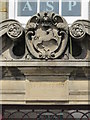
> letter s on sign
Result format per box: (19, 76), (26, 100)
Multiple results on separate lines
(46, 1), (54, 11)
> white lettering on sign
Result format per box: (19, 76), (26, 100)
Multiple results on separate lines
(69, 1), (77, 11)
(22, 0), (32, 11)
(46, 1), (54, 11)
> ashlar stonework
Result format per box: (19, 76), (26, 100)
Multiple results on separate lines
(0, 12), (90, 105)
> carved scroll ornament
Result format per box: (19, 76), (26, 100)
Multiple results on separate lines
(0, 20), (24, 54)
(70, 20), (90, 59)
(0, 12), (90, 60)
(0, 19), (24, 40)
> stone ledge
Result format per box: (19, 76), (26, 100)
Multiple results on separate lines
(0, 61), (89, 67)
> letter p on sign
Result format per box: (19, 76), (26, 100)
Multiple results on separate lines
(62, 0), (81, 16)
(69, 1), (76, 11)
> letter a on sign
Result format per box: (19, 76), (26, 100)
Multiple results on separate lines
(18, 0), (37, 16)
(23, 0), (32, 11)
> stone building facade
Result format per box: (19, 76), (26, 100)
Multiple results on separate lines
(0, 1), (90, 119)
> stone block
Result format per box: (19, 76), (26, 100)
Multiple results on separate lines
(0, 12), (7, 21)
(0, 2), (7, 12)
(26, 80), (69, 101)
(69, 80), (90, 101)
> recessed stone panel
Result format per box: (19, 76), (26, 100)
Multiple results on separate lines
(26, 80), (68, 101)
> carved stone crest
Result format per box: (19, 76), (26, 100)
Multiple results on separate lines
(25, 12), (68, 60)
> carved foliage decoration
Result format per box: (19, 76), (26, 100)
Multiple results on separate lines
(25, 12), (68, 60)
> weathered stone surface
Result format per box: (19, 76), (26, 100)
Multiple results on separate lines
(69, 80), (90, 101)
(0, 78), (90, 104)
(0, 80), (25, 101)
(1, 12), (90, 105)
